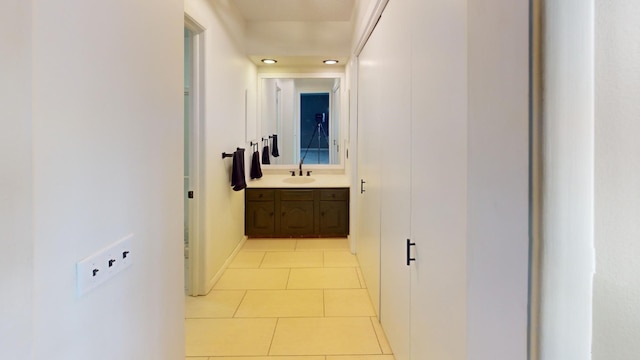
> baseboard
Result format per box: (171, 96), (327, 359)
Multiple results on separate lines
(205, 236), (247, 294)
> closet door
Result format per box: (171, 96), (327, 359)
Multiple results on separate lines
(409, 0), (468, 359)
(358, 0), (413, 358)
(356, 35), (383, 317)
(373, 1), (413, 360)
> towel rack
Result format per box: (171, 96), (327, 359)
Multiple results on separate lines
(222, 147), (245, 159)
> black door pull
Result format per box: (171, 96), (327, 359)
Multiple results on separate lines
(188, 191), (194, 199)
(360, 179), (366, 194)
(406, 239), (416, 266)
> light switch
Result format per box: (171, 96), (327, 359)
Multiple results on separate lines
(76, 233), (134, 297)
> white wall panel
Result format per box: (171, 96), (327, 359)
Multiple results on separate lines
(31, 0), (184, 358)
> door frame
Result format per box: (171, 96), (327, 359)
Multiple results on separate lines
(184, 14), (205, 297)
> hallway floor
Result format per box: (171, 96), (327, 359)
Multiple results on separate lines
(185, 238), (395, 360)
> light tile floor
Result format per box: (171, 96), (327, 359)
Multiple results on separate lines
(185, 238), (395, 360)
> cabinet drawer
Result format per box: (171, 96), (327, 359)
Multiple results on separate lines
(280, 189), (314, 201)
(320, 188), (349, 201)
(246, 189), (275, 201)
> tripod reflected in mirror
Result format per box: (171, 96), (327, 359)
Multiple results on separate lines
(301, 112), (330, 166)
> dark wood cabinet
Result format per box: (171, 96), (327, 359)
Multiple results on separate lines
(319, 200), (349, 236)
(281, 200), (315, 235)
(245, 189), (275, 236)
(280, 189), (315, 236)
(245, 187), (349, 237)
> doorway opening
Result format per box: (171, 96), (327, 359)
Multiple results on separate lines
(184, 15), (205, 296)
(184, 27), (191, 294)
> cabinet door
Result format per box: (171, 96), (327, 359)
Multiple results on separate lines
(280, 201), (314, 236)
(319, 201), (348, 236)
(246, 201), (275, 236)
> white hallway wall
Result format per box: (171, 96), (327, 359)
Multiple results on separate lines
(593, 1), (640, 358)
(185, 0), (257, 294)
(539, 1), (595, 359)
(1, 0), (185, 358)
(540, 1), (640, 359)
(0, 0), (33, 358)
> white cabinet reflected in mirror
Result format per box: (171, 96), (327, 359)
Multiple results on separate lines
(258, 73), (346, 168)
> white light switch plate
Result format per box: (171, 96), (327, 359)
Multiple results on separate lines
(76, 233), (134, 297)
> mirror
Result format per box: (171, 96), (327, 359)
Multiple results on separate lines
(258, 73), (346, 168)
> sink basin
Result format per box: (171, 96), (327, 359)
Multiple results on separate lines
(282, 177), (316, 184)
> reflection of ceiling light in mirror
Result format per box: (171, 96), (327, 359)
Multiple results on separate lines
(323, 59), (339, 65)
(261, 59), (277, 64)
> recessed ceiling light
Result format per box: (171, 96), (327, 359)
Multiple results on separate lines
(323, 59), (339, 65)
(261, 59), (277, 64)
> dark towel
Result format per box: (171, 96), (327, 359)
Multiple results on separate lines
(271, 135), (280, 157)
(262, 145), (271, 164)
(250, 150), (263, 179)
(231, 149), (246, 191)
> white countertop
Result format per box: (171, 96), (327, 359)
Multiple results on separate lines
(246, 174), (350, 188)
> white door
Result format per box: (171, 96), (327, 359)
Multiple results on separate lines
(409, 0), (468, 358)
(372, 1), (412, 359)
(356, 42), (383, 317)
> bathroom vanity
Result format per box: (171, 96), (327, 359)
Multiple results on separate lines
(245, 175), (349, 238)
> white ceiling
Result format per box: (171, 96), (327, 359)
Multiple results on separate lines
(233, 0), (355, 21)
(232, 0), (357, 67)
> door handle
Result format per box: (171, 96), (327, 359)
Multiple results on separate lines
(406, 239), (416, 266)
(360, 179), (366, 194)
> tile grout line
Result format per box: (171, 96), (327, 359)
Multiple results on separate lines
(370, 316), (387, 356)
(285, 267), (292, 289)
(231, 290), (248, 318)
(265, 317), (280, 356)
(257, 251), (266, 268)
(323, 289), (326, 317)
